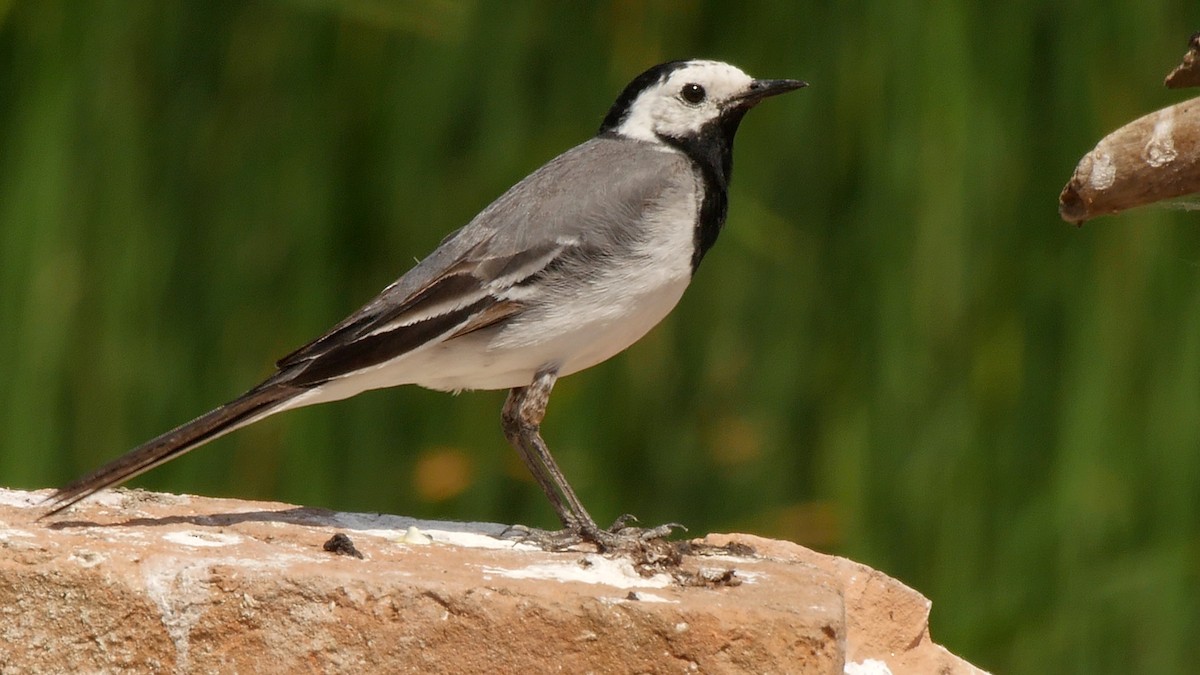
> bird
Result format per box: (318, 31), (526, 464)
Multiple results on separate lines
(44, 59), (806, 549)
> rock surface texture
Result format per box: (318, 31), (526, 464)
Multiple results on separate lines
(0, 488), (986, 674)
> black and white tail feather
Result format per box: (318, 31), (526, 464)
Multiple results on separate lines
(44, 59), (804, 545)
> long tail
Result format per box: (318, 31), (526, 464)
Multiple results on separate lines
(42, 385), (300, 518)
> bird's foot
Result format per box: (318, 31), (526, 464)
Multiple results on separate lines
(502, 514), (686, 554)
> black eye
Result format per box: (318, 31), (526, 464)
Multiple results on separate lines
(681, 83), (706, 104)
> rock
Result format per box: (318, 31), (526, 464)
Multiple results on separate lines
(0, 488), (985, 674)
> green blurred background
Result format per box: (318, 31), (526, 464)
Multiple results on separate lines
(3, 0), (1199, 671)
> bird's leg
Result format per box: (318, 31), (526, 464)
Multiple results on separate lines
(501, 367), (603, 541)
(500, 367), (685, 551)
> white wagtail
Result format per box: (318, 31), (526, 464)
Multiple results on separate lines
(45, 59), (805, 548)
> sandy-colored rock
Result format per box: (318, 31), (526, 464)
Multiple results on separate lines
(0, 488), (984, 674)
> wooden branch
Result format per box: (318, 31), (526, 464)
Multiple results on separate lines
(1059, 97), (1200, 224)
(1059, 34), (1200, 224)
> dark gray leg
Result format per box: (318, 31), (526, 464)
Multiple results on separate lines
(501, 367), (602, 540)
(501, 366), (683, 551)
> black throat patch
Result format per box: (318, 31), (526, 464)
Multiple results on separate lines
(657, 109), (748, 272)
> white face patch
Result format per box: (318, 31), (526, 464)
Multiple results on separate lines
(615, 61), (753, 143)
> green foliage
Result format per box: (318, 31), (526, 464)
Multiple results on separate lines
(2, 1), (1199, 671)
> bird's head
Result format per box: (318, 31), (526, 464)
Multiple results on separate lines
(599, 60), (806, 144)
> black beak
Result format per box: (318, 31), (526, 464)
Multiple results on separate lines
(735, 78), (808, 107)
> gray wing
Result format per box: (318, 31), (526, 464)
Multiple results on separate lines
(274, 136), (693, 386)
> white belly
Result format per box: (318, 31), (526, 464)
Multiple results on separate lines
(292, 274), (689, 402)
(424, 273), (691, 391)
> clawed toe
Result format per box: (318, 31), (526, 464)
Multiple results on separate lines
(501, 517), (686, 553)
(607, 515), (686, 541)
(622, 522), (685, 541)
(499, 523), (584, 551)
